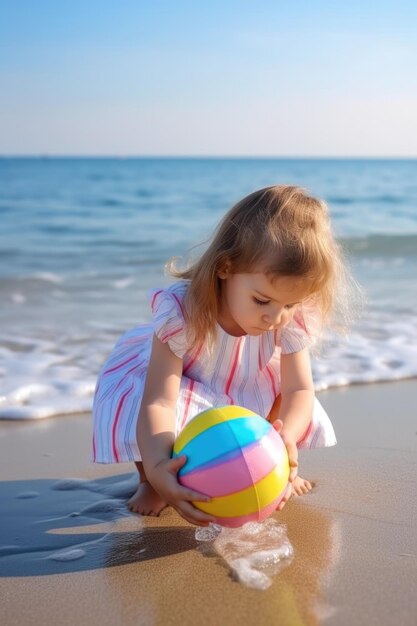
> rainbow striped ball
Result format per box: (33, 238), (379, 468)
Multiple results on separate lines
(173, 405), (290, 528)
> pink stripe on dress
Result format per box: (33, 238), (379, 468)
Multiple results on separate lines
(111, 384), (134, 462)
(172, 292), (186, 319)
(265, 363), (278, 399)
(103, 353), (138, 375)
(181, 379), (195, 430)
(159, 326), (182, 343)
(92, 430), (97, 462)
(225, 337), (243, 400)
(151, 290), (164, 308)
(183, 341), (204, 376)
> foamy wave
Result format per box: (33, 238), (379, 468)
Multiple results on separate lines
(0, 381), (95, 420)
(113, 277), (135, 289)
(11, 293), (26, 304)
(312, 312), (417, 390)
(0, 334), (101, 420)
(33, 272), (64, 284)
(0, 308), (416, 420)
(342, 233), (417, 257)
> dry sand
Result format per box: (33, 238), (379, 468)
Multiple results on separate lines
(1, 381), (416, 626)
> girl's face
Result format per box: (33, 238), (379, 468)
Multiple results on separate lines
(217, 272), (309, 337)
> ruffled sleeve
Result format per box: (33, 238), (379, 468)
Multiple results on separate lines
(279, 301), (320, 354)
(150, 283), (188, 358)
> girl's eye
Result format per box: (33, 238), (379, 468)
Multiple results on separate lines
(253, 297), (270, 306)
(284, 303), (297, 310)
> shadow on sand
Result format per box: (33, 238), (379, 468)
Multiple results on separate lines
(0, 473), (197, 576)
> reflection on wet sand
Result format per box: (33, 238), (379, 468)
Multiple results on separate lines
(99, 479), (339, 624)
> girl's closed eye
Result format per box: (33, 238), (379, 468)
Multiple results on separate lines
(253, 296), (299, 309)
(253, 297), (270, 306)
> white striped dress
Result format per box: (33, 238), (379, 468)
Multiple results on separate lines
(92, 281), (336, 463)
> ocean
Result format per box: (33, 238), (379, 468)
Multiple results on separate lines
(1, 157), (416, 419)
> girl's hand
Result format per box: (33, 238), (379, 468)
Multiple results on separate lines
(147, 456), (216, 526)
(271, 419), (299, 511)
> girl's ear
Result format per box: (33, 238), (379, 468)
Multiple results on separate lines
(217, 260), (232, 279)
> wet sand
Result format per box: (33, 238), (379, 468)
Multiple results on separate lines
(1, 381), (416, 625)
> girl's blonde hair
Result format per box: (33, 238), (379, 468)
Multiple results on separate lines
(169, 185), (352, 352)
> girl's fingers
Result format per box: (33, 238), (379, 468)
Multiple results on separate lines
(168, 455), (187, 472)
(167, 457), (211, 502)
(272, 419), (284, 433)
(179, 486), (211, 503)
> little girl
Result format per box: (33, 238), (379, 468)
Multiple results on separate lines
(92, 185), (345, 526)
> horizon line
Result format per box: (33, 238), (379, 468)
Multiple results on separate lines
(1, 154), (417, 160)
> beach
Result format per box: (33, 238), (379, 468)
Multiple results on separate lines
(1, 380), (416, 626)
(1, 158), (416, 624)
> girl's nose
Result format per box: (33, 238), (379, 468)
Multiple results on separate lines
(263, 307), (284, 327)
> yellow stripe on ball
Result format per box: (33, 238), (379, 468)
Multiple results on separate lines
(194, 464), (288, 517)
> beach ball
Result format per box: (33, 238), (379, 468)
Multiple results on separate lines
(172, 405), (290, 528)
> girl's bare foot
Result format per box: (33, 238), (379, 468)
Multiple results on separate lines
(127, 481), (167, 516)
(291, 475), (314, 496)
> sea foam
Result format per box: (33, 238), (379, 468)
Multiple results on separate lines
(196, 519), (293, 590)
(0, 307), (417, 419)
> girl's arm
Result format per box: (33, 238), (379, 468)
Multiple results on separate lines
(279, 347), (315, 450)
(138, 334), (215, 526)
(138, 334), (182, 470)
(271, 348), (314, 509)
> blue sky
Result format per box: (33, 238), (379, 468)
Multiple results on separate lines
(1, 1), (416, 156)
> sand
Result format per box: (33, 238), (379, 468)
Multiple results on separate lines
(1, 381), (416, 626)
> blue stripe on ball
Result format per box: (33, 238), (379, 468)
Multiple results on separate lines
(175, 416), (270, 475)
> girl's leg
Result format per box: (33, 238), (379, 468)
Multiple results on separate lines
(127, 461), (168, 516)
